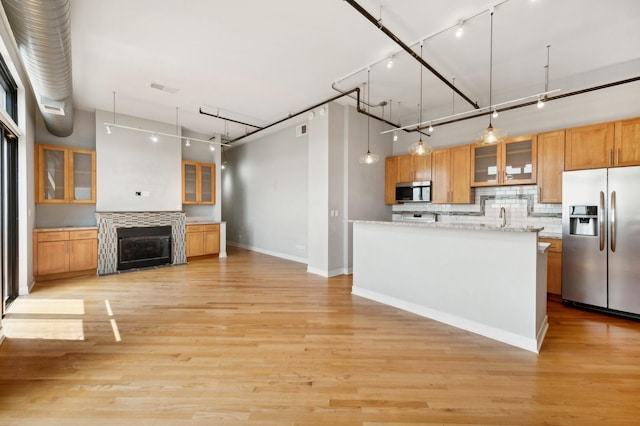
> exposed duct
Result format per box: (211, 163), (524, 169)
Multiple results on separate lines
(2, 0), (74, 136)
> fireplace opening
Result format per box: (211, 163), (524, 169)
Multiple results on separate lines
(116, 226), (172, 271)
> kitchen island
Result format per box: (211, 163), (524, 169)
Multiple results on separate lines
(352, 220), (548, 353)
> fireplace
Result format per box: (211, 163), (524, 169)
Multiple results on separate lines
(116, 226), (172, 271)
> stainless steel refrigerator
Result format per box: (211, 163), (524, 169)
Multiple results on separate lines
(562, 166), (640, 316)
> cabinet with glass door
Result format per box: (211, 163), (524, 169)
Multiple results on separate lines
(35, 144), (96, 204)
(182, 161), (216, 205)
(471, 135), (537, 186)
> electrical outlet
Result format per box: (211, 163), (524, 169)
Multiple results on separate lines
(135, 191), (141, 196)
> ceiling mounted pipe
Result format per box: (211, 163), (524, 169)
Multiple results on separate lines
(2, 0), (74, 136)
(343, 0), (479, 110)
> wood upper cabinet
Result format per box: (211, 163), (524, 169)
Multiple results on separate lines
(471, 135), (537, 186)
(34, 229), (98, 278)
(384, 156), (398, 205)
(186, 224), (220, 257)
(36, 144), (96, 204)
(432, 145), (473, 204)
(614, 117), (640, 167)
(396, 154), (432, 183)
(384, 154), (432, 205)
(182, 161), (216, 205)
(537, 130), (565, 203)
(565, 122), (614, 170)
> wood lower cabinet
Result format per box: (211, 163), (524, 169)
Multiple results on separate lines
(186, 224), (220, 258)
(540, 238), (562, 296)
(432, 145), (473, 204)
(34, 229), (98, 279)
(537, 130), (565, 203)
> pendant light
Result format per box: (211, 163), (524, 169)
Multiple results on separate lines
(359, 68), (379, 165)
(476, 9), (507, 145)
(408, 42), (433, 156)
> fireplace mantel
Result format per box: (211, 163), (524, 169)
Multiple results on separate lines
(96, 211), (186, 275)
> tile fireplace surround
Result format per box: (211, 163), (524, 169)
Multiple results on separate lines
(96, 211), (187, 275)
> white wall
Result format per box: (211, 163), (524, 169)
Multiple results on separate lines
(222, 124), (308, 262)
(95, 109), (182, 212)
(0, 7), (37, 299)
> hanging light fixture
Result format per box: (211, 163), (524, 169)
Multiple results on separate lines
(538, 45), (551, 110)
(476, 8), (507, 145)
(409, 42), (433, 156)
(359, 68), (379, 165)
(455, 20), (464, 38)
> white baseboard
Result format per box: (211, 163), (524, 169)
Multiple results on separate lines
(352, 286), (542, 353)
(227, 241), (307, 264)
(306, 266), (348, 278)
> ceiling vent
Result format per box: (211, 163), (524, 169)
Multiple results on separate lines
(296, 123), (307, 137)
(150, 82), (179, 94)
(40, 97), (65, 116)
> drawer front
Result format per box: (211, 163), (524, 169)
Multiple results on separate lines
(202, 224), (219, 231)
(69, 229), (98, 240)
(539, 238), (562, 252)
(186, 225), (204, 233)
(37, 231), (70, 242)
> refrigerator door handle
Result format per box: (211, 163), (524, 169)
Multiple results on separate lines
(610, 191), (617, 253)
(599, 191), (605, 251)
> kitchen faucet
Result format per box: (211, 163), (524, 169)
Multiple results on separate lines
(499, 206), (506, 228)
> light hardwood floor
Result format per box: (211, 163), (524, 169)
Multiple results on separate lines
(1, 246), (639, 425)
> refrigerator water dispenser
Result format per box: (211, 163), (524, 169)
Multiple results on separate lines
(569, 205), (598, 236)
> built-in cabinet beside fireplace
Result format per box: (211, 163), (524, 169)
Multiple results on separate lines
(33, 228), (98, 280)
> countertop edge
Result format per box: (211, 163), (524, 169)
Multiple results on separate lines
(352, 220), (543, 233)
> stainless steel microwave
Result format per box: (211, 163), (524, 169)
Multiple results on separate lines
(395, 181), (431, 203)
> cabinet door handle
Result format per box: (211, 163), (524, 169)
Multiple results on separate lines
(608, 149), (613, 166)
(539, 186), (543, 201)
(616, 148), (620, 165)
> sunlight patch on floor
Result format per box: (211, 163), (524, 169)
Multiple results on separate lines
(7, 298), (85, 315)
(2, 318), (85, 340)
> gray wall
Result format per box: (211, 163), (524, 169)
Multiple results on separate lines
(222, 124), (308, 262)
(96, 109), (182, 212)
(222, 102), (391, 276)
(35, 108), (98, 227)
(181, 129), (222, 221)
(345, 104), (392, 271)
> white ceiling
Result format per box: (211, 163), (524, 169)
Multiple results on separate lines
(69, 0), (640, 142)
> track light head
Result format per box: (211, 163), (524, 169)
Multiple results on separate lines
(537, 96), (545, 109)
(393, 130), (398, 142)
(185, 138), (191, 147)
(210, 143), (215, 152)
(428, 122), (434, 133)
(455, 21), (464, 38)
(105, 124), (111, 134)
(150, 133), (158, 142)
(387, 56), (394, 68)
(492, 108), (499, 118)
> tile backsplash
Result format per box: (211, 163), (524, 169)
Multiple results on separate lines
(392, 185), (562, 235)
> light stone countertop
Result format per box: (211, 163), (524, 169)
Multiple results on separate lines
(34, 226), (98, 232)
(352, 220), (543, 233)
(537, 242), (551, 253)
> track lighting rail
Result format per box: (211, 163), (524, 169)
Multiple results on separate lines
(343, 0), (479, 110)
(102, 122), (231, 147)
(198, 108), (262, 129)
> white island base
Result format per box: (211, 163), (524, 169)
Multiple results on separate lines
(352, 221), (549, 353)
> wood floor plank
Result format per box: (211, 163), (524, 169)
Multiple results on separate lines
(1, 246), (640, 424)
